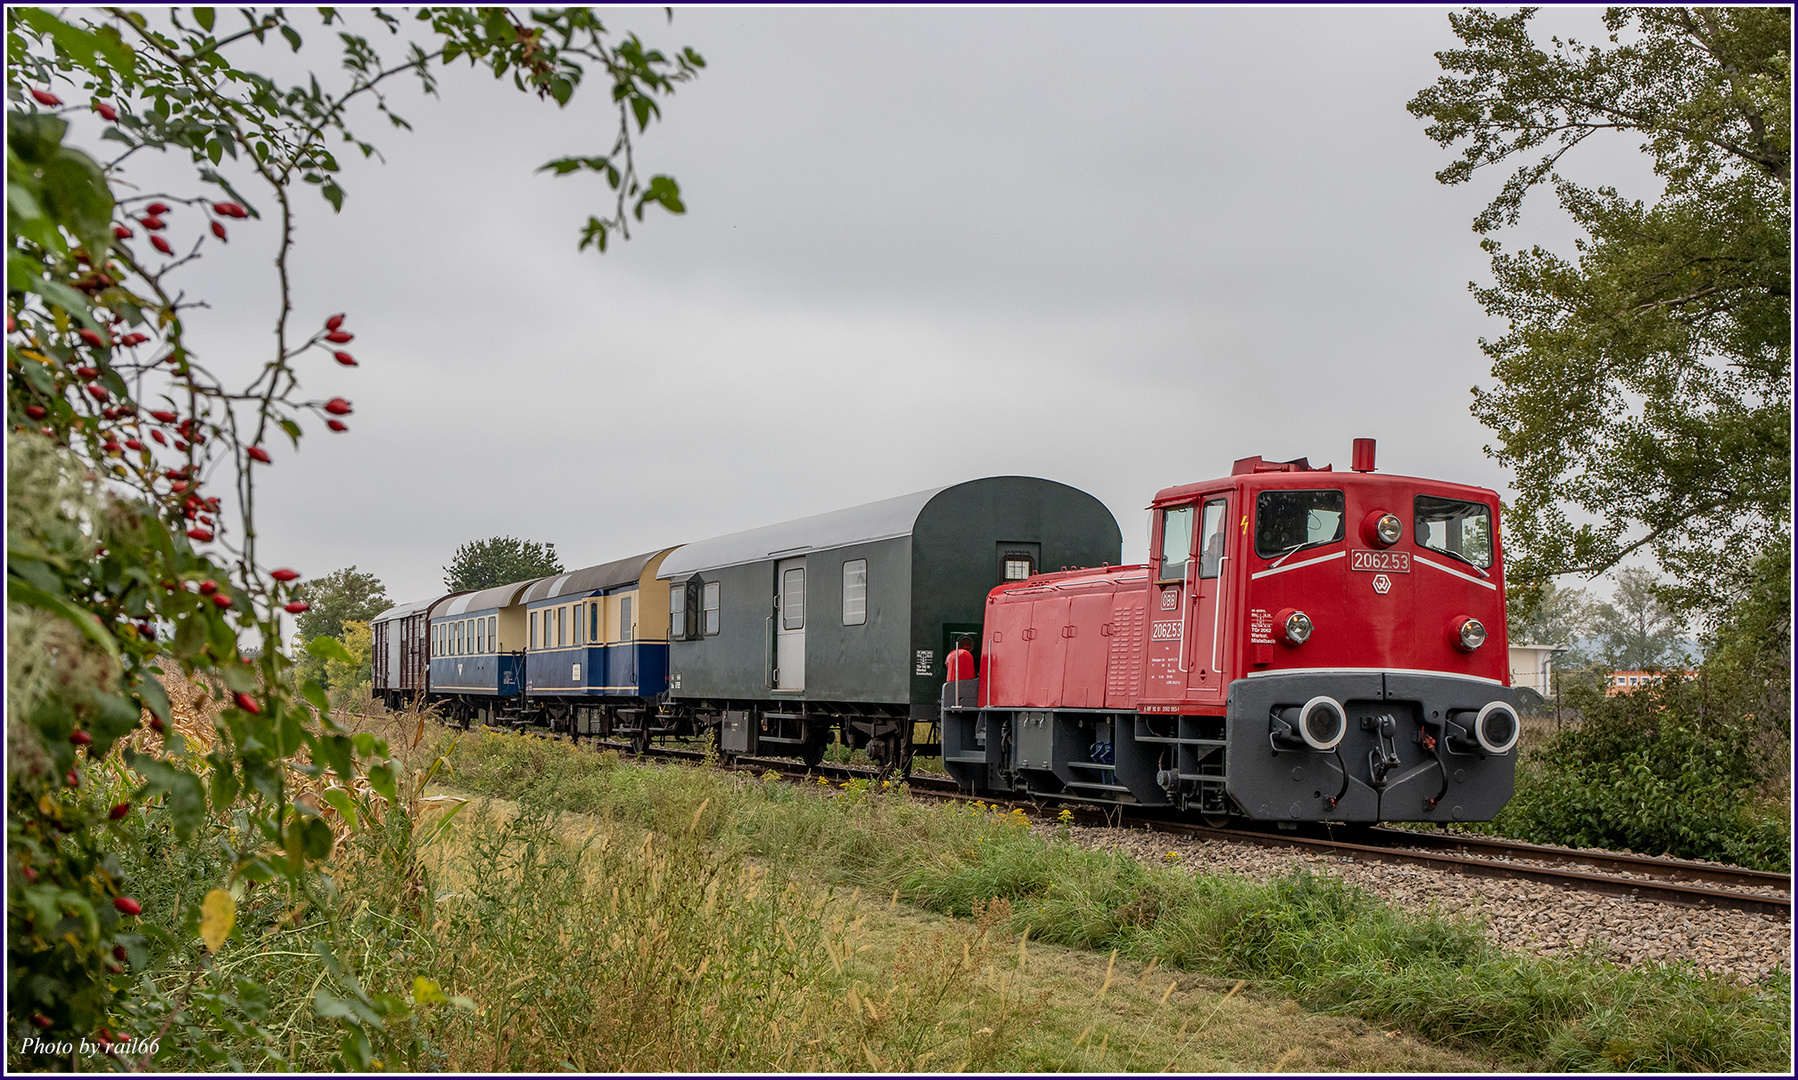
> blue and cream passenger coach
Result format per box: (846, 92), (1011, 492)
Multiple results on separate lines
(424, 579), (539, 724)
(654, 476), (1121, 767)
(520, 549), (679, 733)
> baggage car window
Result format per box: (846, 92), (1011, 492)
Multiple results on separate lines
(669, 583), (687, 639)
(704, 581), (720, 635)
(843, 559), (867, 626)
(1197, 498), (1227, 579)
(1254, 489), (1345, 559)
(1158, 505), (1195, 582)
(782, 568), (805, 630)
(1414, 495), (1493, 569)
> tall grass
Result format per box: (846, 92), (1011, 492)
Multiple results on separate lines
(435, 729), (1791, 1072)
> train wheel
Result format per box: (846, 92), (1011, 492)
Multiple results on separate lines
(1200, 813), (1231, 830)
(801, 739), (826, 768)
(631, 723), (651, 757)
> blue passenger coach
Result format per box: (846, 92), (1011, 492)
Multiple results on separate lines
(426, 578), (540, 724)
(520, 549), (677, 737)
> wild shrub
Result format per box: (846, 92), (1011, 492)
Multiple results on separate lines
(1488, 673), (1791, 870)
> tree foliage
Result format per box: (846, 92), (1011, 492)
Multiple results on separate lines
(1409, 6), (1791, 619)
(443, 536), (562, 592)
(6, 5), (699, 1065)
(1589, 565), (1686, 671)
(292, 566), (390, 644)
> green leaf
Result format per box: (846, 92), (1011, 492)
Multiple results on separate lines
(367, 762), (398, 805)
(321, 787), (359, 829)
(134, 675), (173, 725)
(194, 7), (215, 31)
(301, 679), (331, 717)
(302, 816), (334, 859)
(6, 575), (120, 660)
(306, 635), (354, 664)
(320, 181), (343, 212)
(319, 734), (355, 784)
(281, 25), (302, 52)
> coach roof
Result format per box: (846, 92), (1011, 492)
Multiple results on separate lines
(520, 550), (664, 604)
(438, 578), (541, 617)
(659, 485), (953, 578)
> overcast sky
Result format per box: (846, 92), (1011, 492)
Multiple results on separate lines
(79, 5), (1661, 612)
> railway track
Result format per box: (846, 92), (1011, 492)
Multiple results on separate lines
(561, 733), (1792, 919)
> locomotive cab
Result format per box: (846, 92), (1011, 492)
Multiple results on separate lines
(943, 439), (1520, 825)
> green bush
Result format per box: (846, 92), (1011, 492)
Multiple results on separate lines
(1488, 673), (1790, 871)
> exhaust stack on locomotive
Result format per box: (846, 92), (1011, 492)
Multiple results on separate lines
(941, 438), (1520, 825)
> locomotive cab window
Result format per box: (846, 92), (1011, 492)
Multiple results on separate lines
(1415, 495), (1492, 568)
(1254, 489), (1345, 559)
(1197, 498), (1227, 579)
(1157, 505), (1195, 582)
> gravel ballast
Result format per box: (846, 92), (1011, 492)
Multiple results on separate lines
(1060, 824), (1792, 985)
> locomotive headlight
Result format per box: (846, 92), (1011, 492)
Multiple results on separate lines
(1474, 701), (1520, 754)
(1281, 609), (1313, 646)
(1445, 614), (1488, 646)
(1362, 510), (1403, 547)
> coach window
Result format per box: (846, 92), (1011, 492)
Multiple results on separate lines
(590, 602), (599, 643)
(530, 611), (538, 650)
(557, 606), (566, 647)
(621, 596), (633, 642)
(703, 581), (720, 635)
(842, 559), (867, 626)
(669, 583), (687, 638)
(489, 616), (497, 650)
(477, 619), (485, 654)
(1158, 505), (1195, 582)
(1255, 490), (1345, 560)
(1414, 495), (1493, 569)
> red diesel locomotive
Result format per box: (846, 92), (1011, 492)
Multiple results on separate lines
(941, 439), (1519, 825)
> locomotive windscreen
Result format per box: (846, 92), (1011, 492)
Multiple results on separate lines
(1254, 489), (1345, 558)
(1414, 495), (1493, 568)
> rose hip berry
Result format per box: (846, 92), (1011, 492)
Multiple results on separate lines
(198, 579), (217, 594)
(234, 691), (260, 714)
(26, 405), (46, 419)
(151, 235), (173, 255)
(325, 330), (353, 343)
(333, 351), (357, 366)
(86, 383), (109, 401)
(327, 419), (348, 432)
(113, 224), (133, 239)
(31, 89), (62, 106)
(113, 897), (142, 916)
(211, 221), (227, 241)
(187, 527), (214, 542)
(272, 568), (300, 582)
(95, 101), (118, 121)
(110, 802), (131, 820)
(285, 600), (310, 614)
(78, 328), (105, 348)
(145, 202), (170, 215)
(247, 446), (271, 463)
(71, 730), (92, 746)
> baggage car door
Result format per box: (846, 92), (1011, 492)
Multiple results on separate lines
(774, 557), (806, 691)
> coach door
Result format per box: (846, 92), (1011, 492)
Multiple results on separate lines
(1186, 496), (1230, 696)
(774, 558), (806, 691)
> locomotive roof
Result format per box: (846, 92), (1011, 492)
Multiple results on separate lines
(658, 484), (952, 578)
(1150, 468), (1500, 509)
(520, 550), (665, 604)
(437, 578), (541, 616)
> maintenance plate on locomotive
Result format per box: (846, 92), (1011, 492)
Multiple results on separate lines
(1350, 549), (1411, 572)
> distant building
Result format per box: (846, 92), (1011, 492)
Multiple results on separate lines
(1605, 669), (1698, 696)
(1508, 643), (1562, 696)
